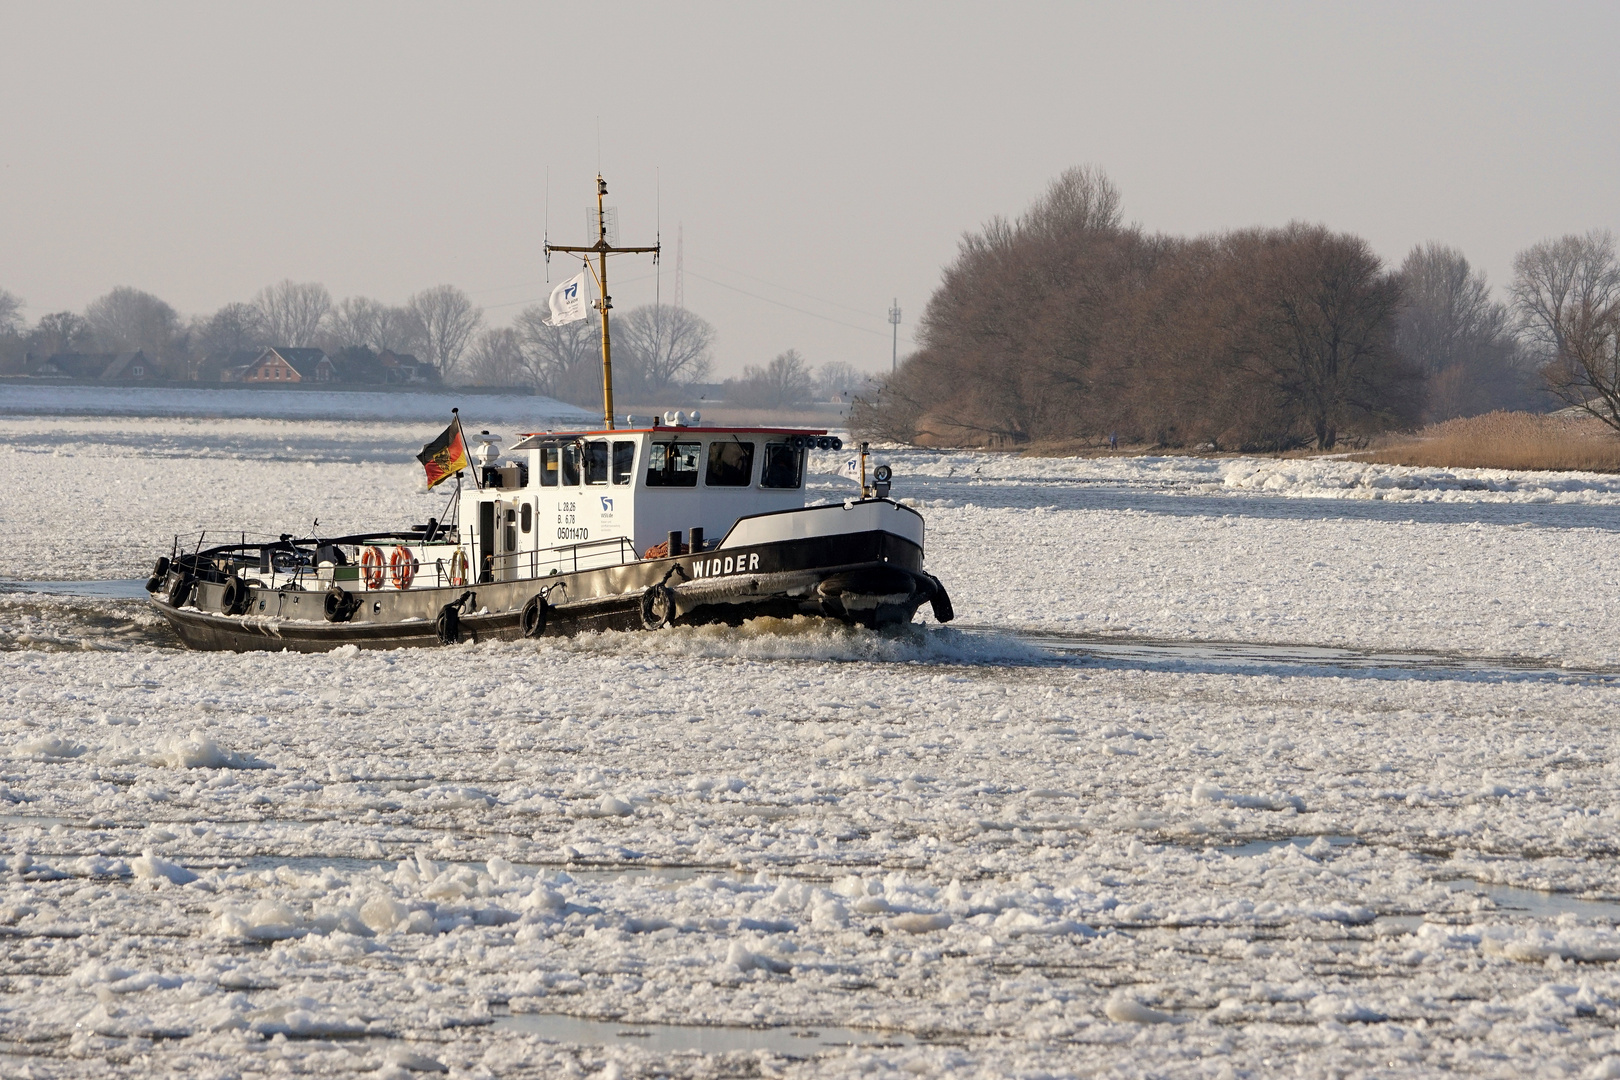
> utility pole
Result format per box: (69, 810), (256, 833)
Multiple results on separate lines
(545, 175), (660, 430)
(888, 298), (902, 372)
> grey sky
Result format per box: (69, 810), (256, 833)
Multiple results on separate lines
(2, 2), (1616, 378)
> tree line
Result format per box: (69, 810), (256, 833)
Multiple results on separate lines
(0, 279), (875, 410)
(853, 167), (1620, 449)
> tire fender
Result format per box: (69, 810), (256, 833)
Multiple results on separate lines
(324, 586), (354, 623)
(640, 584), (675, 630)
(436, 603), (461, 645)
(521, 594), (549, 638)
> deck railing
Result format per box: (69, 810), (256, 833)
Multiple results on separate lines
(483, 536), (640, 583)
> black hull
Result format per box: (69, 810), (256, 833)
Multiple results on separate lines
(150, 529), (951, 653)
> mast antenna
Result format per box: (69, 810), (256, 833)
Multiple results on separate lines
(545, 174), (661, 430)
(674, 223), (684, 310)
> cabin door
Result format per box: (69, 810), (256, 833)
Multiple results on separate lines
(477, 500), (496, 583)
(499, 502), (520, 582)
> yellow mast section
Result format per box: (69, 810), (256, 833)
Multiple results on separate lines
(545, 175), (660, 430)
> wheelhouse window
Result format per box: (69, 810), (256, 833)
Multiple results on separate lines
(645, 441), (700, 487)
(583, 440), (609, 484)
(706, 440), (755, 486)
(540, 446), (559, 486)
(560, 443), (581, 486)
(520, 502), (533, 533)
(612, 440), (636, 485)
(760, 442), (804, 489)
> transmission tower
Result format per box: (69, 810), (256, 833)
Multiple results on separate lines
(888, 298), (902, 371)
(673, 223), (684, 309)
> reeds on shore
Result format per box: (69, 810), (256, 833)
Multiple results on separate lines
(1355, 411), (1620, 472)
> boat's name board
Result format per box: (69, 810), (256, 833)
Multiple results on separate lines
(690, 552), (761, 579)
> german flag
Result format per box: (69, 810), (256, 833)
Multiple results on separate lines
(416, 415), (470, 488)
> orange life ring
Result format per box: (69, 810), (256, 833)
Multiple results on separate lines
(360, 546), (386, 590)
(390, 545), (417, 590)
(447, 549), (468, 587)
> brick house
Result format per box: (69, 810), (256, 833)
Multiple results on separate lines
(242, 347), (336, 383)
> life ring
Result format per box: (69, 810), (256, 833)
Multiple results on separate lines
(447, 549), (468, 587)
(360, 546), (386, 590)
(389, 545), (416, 590)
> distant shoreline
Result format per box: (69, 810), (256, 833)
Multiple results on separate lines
(0, 381), (593, 426)
(0, 375), (532, 396)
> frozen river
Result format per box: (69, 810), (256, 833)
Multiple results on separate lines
(4, 390), (1620, 1077)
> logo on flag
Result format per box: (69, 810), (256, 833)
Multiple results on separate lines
(838, 456), (862, 485)
(544, 272), (589, 326)
(416, 416), (471, 489)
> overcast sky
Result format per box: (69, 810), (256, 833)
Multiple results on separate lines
(2, 2), (1617, 378)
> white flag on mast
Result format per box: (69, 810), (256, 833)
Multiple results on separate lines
(543, 272), (589, 326)
(838, 455), (862, 485)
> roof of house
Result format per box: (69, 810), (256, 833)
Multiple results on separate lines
(266, 347), (331, 376)
(100, 351), (149, 379)
(34, 352), (119, 379)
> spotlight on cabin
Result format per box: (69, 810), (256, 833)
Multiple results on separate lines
(873, 463), (893, 499)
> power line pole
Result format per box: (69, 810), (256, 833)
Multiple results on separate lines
(888, 298), (902, 372)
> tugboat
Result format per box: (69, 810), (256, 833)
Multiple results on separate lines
(147, 175), (953, 652)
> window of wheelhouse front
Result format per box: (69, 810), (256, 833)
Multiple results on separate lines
(645, 441), (700, 487)
(560, 443), (581, 486)
(612, 440), (636, 485)
(706, 440), (755, 486)
(540, 446), (559, 486)
(583, 440), (609, 484)
(760, 441), (804, 488)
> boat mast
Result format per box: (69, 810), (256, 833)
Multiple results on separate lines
(545, 175), (660, 430)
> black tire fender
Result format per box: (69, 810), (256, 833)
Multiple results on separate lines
(521, 594), (549, 638)
(436, 603), (461, 645)
(146, 557), (171, 593)
(221, 577), (250, 615)
(925, 574), (955, 623)
(167, 576), (194, 609)
(640, 584), (675, 630)
(324, 585), (353, 623)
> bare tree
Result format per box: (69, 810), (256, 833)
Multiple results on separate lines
(255, 280), (332, 347)
(29, 312), (95, 356)
(326, 296), (387, 351)
(405, 285), (482, 382)
(0, 289), (23, 335)
(1517, 232), (1620, 431)
(1394, 243), (1530, 420)
(814, 360), (869, 401)
(513, 303), (600, 402)
(1512, 231), (1620, 364)
(726, 349), (814, 409)
(84, 286), (180, 353)
(462, 327), (526, 386)
(614, 304), (715, 394)
(199, 302), (267, 355)
(1240, 224), (1411, 449)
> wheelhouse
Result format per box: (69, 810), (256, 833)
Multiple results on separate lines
(459, 422), (840, 583)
